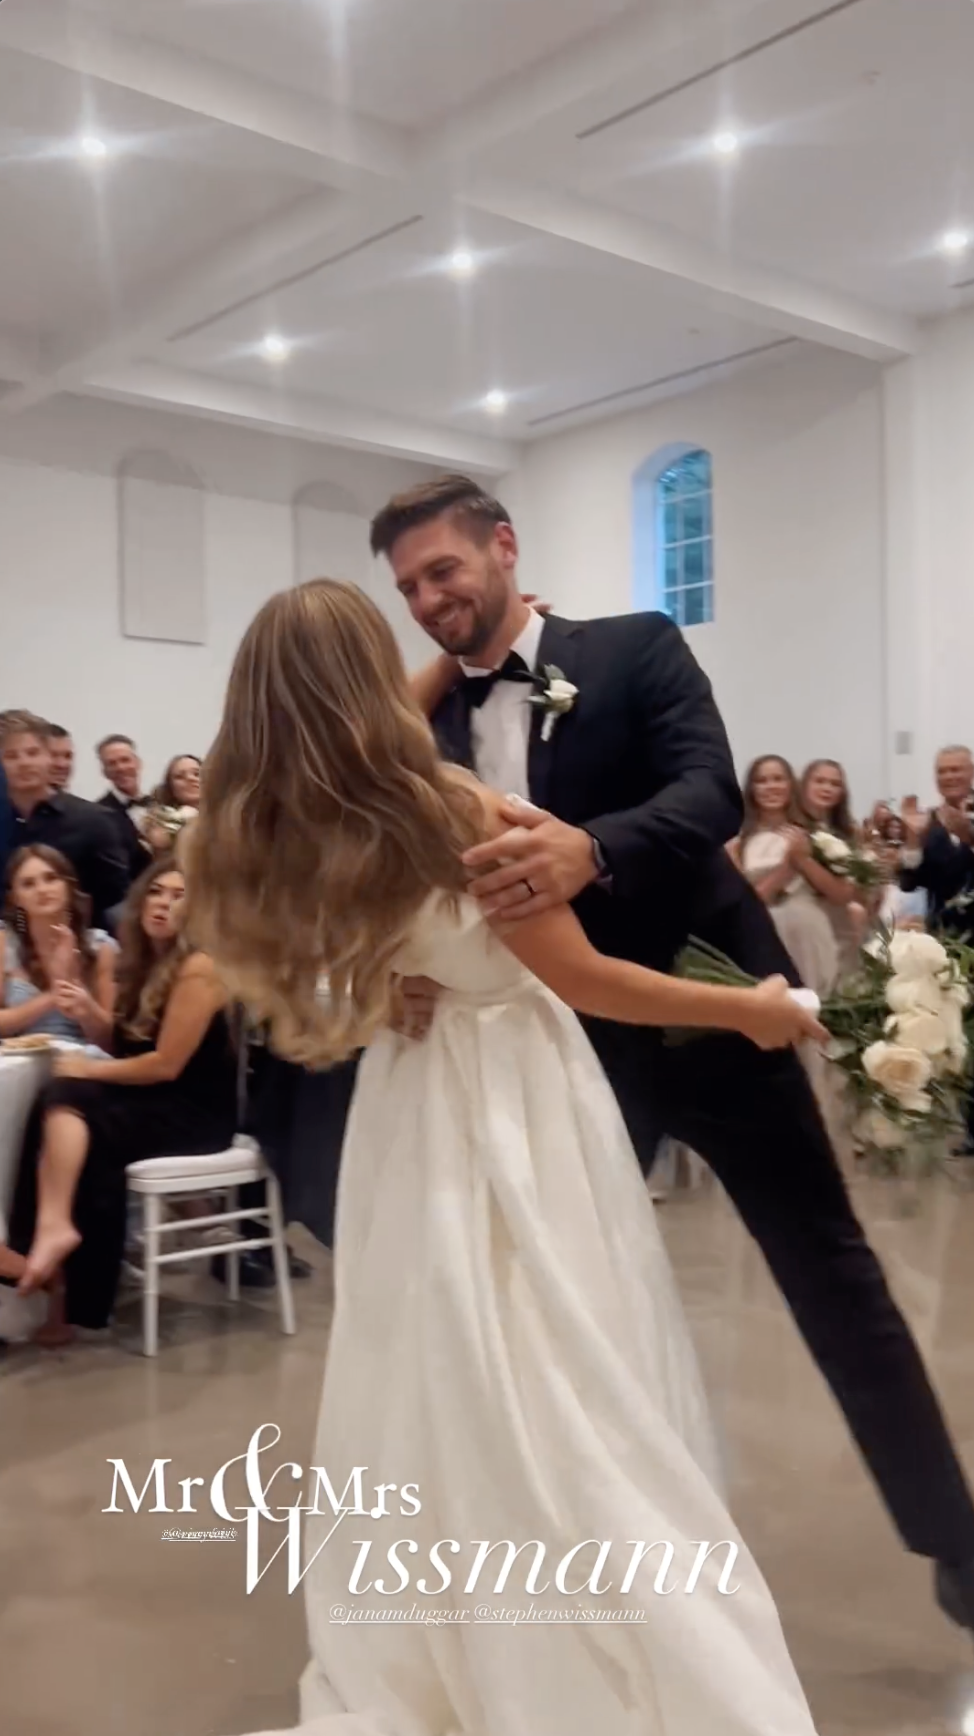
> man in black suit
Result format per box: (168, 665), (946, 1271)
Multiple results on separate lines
(369, 473), (974, 1632)
(0, 712), (129, 928)
(900, 747), (974, 937)
(899, 748), (974, 1151)
(95, 733), (150, 881)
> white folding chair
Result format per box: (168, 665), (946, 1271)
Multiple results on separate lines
(125, 1135), (296, 1356)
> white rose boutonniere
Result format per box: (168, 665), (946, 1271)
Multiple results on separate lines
(528, 664), (578, 742)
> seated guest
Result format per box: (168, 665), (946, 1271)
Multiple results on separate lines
(96, 734), (149, 878)
(0, 711), (129, 928)
(901, 747), (974, 937)
(10, 855), (237, 1312)
(153, 754), (201, 811)
(1, 846), (115, 1046)
(46, 725), (75, 792)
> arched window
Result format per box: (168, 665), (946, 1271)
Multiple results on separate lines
(633, 445), (713, 627)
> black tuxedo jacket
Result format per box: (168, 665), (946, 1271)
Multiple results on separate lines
(432, 610), (795, 985)
(900, 816), (974, 937)
(97, 789), (148, 881)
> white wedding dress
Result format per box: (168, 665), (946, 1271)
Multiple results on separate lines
(250, 894), (818, 1736)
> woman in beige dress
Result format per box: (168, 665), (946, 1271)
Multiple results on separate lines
(730, 756), (859, 1139)
(729, 757), (840, 997)
(800, 758), (867, 976)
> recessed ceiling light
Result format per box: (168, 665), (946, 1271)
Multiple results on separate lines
(260, 333), (291, 361)
(712, 131), (740, 157)
(449, 249), (475, 278)
(78, 134), (108, 160)
(484, 389), (508, 414)
(941, 229), (972, 257)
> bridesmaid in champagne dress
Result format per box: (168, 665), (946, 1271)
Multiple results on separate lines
(800, 759), (867, 976)
(730, 757), (851, 1125)
(729, 757), (839, 1001)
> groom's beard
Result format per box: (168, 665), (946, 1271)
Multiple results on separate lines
(422, 569), (509, 658)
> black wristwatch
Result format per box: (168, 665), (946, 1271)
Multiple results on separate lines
(585, 830), (612, 890)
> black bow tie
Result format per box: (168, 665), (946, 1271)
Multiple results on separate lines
(462, 650), (537, 710)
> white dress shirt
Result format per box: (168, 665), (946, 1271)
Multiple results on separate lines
(460, 610), (545, 801)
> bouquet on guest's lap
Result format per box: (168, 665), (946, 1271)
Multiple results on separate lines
(674, 931), (972, 1176)
(808, 828), (884, 890)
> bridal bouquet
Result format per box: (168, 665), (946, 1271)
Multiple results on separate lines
(675, 931), (973, 1176)
(808, 829), (883, 890)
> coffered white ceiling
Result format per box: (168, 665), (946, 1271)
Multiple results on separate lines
(0, 0), (972, 473)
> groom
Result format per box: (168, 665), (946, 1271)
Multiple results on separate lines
(369, 472), (974, 1632)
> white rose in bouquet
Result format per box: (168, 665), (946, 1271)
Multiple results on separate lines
(862, 1040), (933, 1111)
(886, 976), (946, 1016)
(811, 830), (852, 864)
(855, 1107), (906, 1151)
(887, 931), (949, 981)
(887, 1008), (952, 1059)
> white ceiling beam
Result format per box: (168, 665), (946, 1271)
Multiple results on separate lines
(83, 362), (519, 475)
(0, 185), (369, 417)
(467, 181), (918, 362)
(420, 0), (824, 161)
(0, 2), (409, 186)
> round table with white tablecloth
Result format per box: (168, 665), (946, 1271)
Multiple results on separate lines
(0, 1051), (52, 1240)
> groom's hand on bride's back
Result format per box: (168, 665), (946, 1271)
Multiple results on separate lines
(462, 798), (600, 919)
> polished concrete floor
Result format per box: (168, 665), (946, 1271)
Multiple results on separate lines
(4, 1178), (974, 1736)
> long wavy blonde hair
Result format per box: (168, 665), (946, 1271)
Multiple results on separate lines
(185, 579), (483, 1065)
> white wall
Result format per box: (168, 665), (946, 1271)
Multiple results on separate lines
(0, 398), (435, 798)
(882, 304), (974, 796)
(5, 317), (974, 815)
(506, 344), (887, 812)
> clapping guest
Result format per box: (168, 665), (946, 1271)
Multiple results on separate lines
(729, 756), (839, 1000)
(1, 847), (115, 1046)
(864, 800), (894, 846)
(900, 749), (974, 937)
(154, 755), (201, 811)
(877, 814), (927, 929)
(97, 734), (150, 877)
(801, 758), (867, 972)
(801, 758), (856, 841)
(13, 855), (237, 1308)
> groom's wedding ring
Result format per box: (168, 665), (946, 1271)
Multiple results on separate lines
(522, 879), (535, 898)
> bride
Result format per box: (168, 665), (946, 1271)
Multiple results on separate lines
(186, 579), (824, 1736)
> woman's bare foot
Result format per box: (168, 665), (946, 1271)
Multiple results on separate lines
(18, 1223), (81, 1295)
(0, 1244), (27, 1283)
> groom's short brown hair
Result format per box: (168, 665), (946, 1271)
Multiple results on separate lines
(369, 474), (511, 558)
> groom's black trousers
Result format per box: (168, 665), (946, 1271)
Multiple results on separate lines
(584, 1015), (974, 1564)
